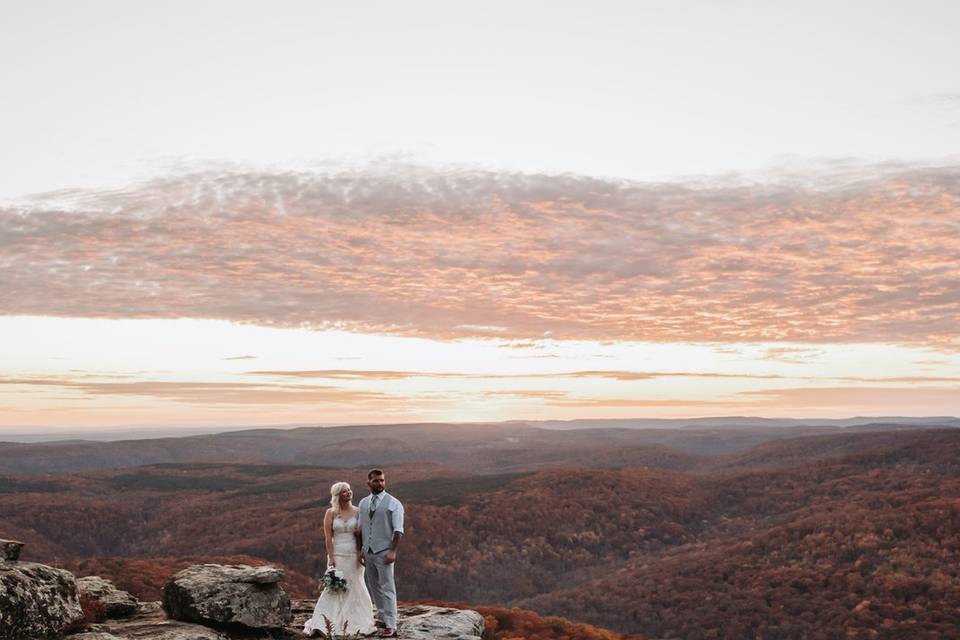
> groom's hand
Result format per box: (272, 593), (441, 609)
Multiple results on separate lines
(385, 550), (397, 564)
(357, 550), (365, 566)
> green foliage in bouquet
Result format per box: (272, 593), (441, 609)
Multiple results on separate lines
(322, 567), (348, 593)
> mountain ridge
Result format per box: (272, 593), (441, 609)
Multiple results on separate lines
(3, 415), (957, 444)
(3, 418), (958, 476)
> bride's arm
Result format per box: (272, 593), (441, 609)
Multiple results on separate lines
(323, 509), (336, 567)
(355, 513), (365, 566)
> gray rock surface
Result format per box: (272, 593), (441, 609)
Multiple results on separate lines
(0, 560), (83, 639)
(75, 602), (229, 639)
(397, 605), (485, 640)
(78, 576), (140, 618)
(69, 599), (485, 639)
(163, 564), (292, 629)
(290, 600), (484, 640)
(0, 538), (25, 561)
(77, 621), (229, 640)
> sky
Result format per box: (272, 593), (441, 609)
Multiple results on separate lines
(1, 1), (959, 434)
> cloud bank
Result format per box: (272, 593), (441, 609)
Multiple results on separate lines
(2, 162), (958, 346)
(0, 376), (395, 405)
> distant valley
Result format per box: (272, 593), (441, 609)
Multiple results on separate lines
(3, 420), (960, 639)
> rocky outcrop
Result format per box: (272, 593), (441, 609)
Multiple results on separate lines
(1, 538), (25, 561)
(162, 564), (292, 630)
(0, 560), (83, 639)
(77, 576), (139, 618)
(75, 600), (484, 639)
(1, 543), (484, 640)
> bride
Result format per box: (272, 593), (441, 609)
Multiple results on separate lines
(304, 482), (377, 637)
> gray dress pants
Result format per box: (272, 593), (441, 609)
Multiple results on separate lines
(363, 549), (398, 628)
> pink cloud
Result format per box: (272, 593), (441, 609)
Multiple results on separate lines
(2, 163), (958, 347)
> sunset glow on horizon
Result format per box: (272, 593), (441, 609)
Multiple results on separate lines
(2, 2), (959, 433)
(3, 312), (960, 431)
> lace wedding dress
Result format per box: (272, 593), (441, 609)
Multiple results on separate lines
(304, 513), (377, 636)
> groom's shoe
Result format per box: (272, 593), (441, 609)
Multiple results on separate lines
(378, 628), (397, 637)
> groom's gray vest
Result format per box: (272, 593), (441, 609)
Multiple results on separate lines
(359, 492), (397, 554)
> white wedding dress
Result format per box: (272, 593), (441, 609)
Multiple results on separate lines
(304, 513), (377, 636)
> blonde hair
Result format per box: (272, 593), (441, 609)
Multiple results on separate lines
(329, 482), (352, 515)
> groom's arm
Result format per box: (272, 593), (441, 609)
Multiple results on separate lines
(385, 502), (404, 564)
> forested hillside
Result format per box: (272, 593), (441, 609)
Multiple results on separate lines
(3, 425), (959, 639)
(4, 419), (954, 475)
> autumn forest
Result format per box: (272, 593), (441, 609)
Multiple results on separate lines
(3, 421), (960, 640)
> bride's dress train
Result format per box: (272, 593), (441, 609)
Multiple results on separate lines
(304, 513), (377, 636)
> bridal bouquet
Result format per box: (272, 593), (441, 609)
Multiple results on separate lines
(322, 567), (348, 593)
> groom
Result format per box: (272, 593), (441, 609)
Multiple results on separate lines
(357, 468), (404, 637)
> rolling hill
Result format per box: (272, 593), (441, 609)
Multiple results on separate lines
(3, 424), (960, 638)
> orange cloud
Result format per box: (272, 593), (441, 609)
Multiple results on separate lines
(759, 347), (824, 364)
(2, 163), (958, 347)
(244, 369), (794, 381)
(0, 377), (396, 405)
(498, 341), (548, 349)
(246, 369), (438, 380)
(244, 368), (960, 384)
(545, 398), (743, 408)
(483, 390), (570, 400)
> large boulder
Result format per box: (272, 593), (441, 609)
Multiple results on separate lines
(77, 576), (139, 618)
(162, 564), (291, 630)
(0, 561), (83, 639)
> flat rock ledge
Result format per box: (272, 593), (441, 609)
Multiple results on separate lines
(391, 604), (484, 640)
(74, 602), (230, 640)
(163, 564), (292, 630)
(69, 600), (484, 639)
(78, 576), (140, 618)
(291, 600), (484, 640)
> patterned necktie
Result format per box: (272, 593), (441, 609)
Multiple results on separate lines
(369, 494), (380, 518)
